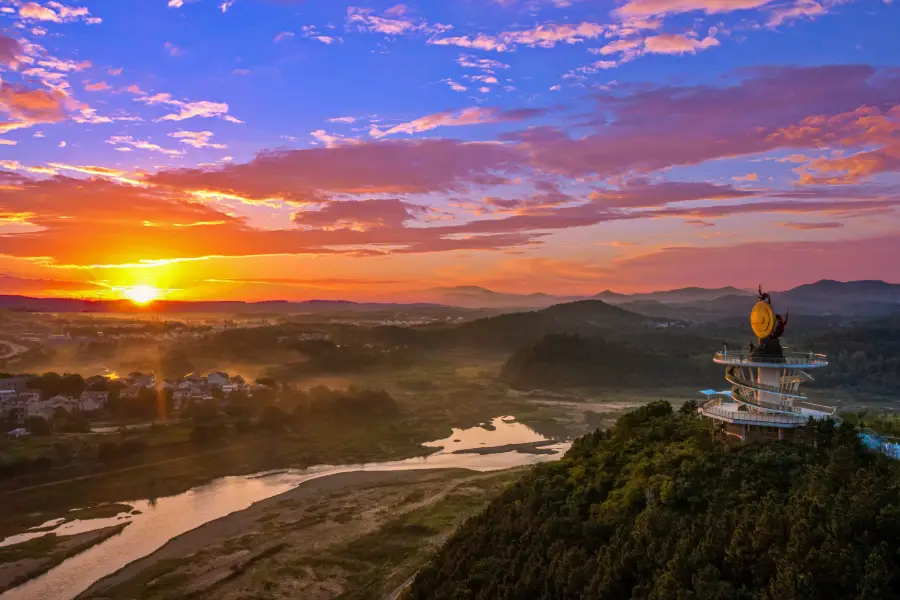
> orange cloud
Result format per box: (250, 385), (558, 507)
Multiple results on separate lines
(0, 274), (104, 295)
(733, 173), (759, 182)
(0, 83), (71, 130)
(768, 106), (900, 183)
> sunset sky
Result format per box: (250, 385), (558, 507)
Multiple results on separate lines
(0, 0), (898, 302)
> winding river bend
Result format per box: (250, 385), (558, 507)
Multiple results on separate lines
(1, 417), (570, 600)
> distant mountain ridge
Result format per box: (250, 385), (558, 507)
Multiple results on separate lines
(595, 286), (752, 305)
(415, 286), (583, 309)
(1, 279), (898, 316)
(0, 296), (450, 314)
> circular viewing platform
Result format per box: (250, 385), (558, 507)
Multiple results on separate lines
(713, 351), (828, 369)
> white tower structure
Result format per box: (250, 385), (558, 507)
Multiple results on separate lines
(698, 288), (836, 443)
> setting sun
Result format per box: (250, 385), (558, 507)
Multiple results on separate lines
(123, 285), (161, 305)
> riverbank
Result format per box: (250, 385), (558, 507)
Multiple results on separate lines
(1, 417), (570, 600)
(78, 468), (525, 600)
(0, 524), (129, 593)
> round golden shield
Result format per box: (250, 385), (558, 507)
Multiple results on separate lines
(750, 301), (775, 339)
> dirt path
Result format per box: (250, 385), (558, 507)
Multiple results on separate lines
(0, 340), (28, 361)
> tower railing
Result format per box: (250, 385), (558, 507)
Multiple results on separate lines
(793, 400), (837, 416)
(714, 351), (828, 367)
(699, 404), (810, 425)
(725, 368), (808, 400)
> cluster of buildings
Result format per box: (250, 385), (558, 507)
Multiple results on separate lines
(159, 371), (255, 412)
(1, 370), (258, 429)
(0, 374), (111, 425)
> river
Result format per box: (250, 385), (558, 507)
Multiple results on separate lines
(0, 416), (570, 600)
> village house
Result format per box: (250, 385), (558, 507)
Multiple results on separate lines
(85, 375), (109, 389)
(0, 375), (33, 394)
(79, 390), (110, 412)
(120, 385), (143, 399)
(127, 372), (156, 388)
(17, 390), (41, 404)
(0, 388), (44, 424)
(26, 403), (56, 421)
(25, 395), (78, 421)
(207, 372), (229, 388)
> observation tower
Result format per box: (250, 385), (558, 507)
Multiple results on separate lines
(698, 287), (836, 443)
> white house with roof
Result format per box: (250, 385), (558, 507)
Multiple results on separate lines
(128, 372), (156, 387)
(120, 385), (143, 399)
(80, 390), (109, 412)
(17, 390), (41, 404)
(26, 395), (77, 420)
(0, 375), (33, 394)
(207, 372), (229, 388)
(0, 392), (20, 420)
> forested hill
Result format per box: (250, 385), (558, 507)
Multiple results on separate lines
(500, 333), (717, 389)
(442, 300), (656, 350)
(409, 402), (900, 600)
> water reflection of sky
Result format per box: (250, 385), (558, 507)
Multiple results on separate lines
(0, 417), (570, 600)
(423, 416), (549, 452)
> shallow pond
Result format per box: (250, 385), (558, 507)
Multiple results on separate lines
(0, 416), (569, 600)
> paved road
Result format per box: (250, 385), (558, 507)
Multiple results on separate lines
(0, 340), (28, 361)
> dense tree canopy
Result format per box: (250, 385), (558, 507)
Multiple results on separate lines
(501, 333), (717, 389)
(798, 317), (900, 393)
(410, 402), (900, 600)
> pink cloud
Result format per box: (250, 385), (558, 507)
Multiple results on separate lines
(292, 199), (429, 230)
(150, 139), (523, 200)
(0, 35), (22, 67)
(508, 65), (900, 178)
(84, 81), (111, 92)
(370, 106), (547, 138)
(429, 21), (606, 52)
(642, 32), (719, 54)
(780, 221), (844, 229)
(613, 235), (900, 290)
(768, 0), (827, 26)
(590, 180), (753, 208)
(346, 6), (450, 36)
(614, 0), (775, 18)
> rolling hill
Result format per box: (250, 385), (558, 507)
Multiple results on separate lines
(442, 300), (658, 349)
(409, 403), (900, 600)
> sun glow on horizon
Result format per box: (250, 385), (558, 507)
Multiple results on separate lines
(123, 285), (162, 305)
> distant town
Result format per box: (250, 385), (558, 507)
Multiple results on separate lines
(1, 370), (266, 436)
